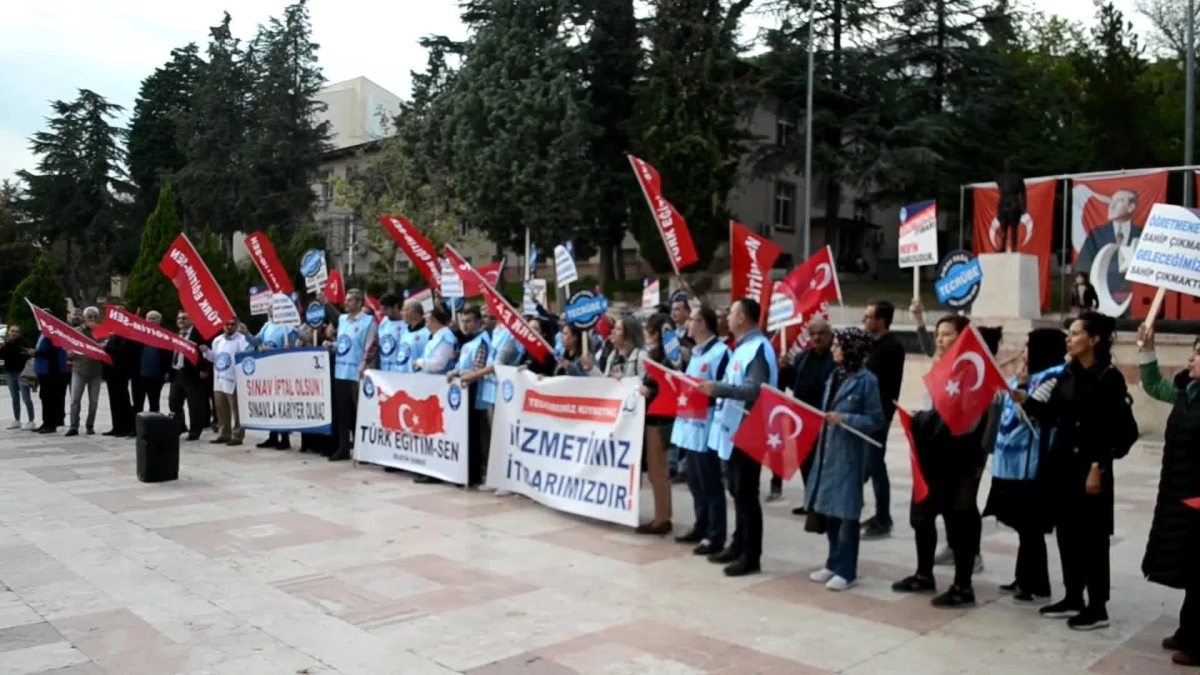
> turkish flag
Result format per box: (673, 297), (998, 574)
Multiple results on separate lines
(244, 231), (294, 295)
(628, 154), (700, 273)
(732, 385), (823, 480)
(643, 358), (709, 419)
(730, 221), (782, 325)
(26, 301), (112, 365)
(459, 260), (503, 298)
(380, 215), (442, 290)
(379, 389), (445, 436)
(771, 302), (830, 356)
(444, 245), (553, 362)
(769, 246), (841, 330)
(92, 305), (198, 365)
(324, 269), (345, 305)
(896, 407), (930, 503)
(365, 294), (382, 323)
(923, 326), (1007, 435)
(1184, 496), (1200, 509)
(158, 233), (235, 340)
(593, 314), (611, 340)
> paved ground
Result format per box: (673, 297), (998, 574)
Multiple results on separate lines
(0, 390), (1188, 675)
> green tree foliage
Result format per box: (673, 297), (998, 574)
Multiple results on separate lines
(124, 185), (183, 319)
(8, 255), (68, 339)
(0, 180), (35, 316)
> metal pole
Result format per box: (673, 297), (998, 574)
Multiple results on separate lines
(1186, 0), (1196, 206)
(1060, 178), (1070, 316)
(802, 1), (815, 259)
(957, 184), (965, 250)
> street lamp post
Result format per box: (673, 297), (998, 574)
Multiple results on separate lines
(802, 1), (815, 259)
(1187, 0), (1195, 206)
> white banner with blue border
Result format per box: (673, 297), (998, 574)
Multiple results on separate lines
(234, 348), (333, 434)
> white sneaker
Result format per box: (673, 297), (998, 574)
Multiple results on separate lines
(5, 421), (20, 430)
(826, 575), (856, 591)
(809, 568), (835, 584)
(22, 422), (36, 431)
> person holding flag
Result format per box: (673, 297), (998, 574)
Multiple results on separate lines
(329, 289), (377, 462)
(251, 304), (300, 451)
(635, 314), (672, 535)
(774, 319), (837, 510)
(862, 300), (906, 540)
(447, 306), (491, 487)
(696, 298), (778, 577)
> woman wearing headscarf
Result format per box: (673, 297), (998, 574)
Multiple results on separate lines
(1014, 311), (1128, 631)
(984, 328), (1066, 603)
(805, 327), (885, 591)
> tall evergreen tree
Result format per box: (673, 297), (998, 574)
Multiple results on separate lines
(8, 255), (68, 339)
(0, 180), (35, 314)
(124, 185), (183, 320)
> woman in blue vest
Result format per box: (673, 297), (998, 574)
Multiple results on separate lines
(806, 327), (885, 592)
(413, 305), (457, 375)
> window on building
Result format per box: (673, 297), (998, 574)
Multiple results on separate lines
(776, 118), (795, 147)
(318, 170), (332, 204)
(774, 181), (796, 232)
(459, 217), (469, 238)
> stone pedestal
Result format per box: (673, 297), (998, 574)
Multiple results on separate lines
(976, 252), (1040, 319)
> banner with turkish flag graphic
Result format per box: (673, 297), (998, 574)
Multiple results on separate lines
(767, 245), (841, 331)
(923, 325), (1008, 435)
(896, 407), (930, 503)
(444, 245), (553, 362)
(628, 154), (700, 274)
(643, 358), (709, 419)
(732, 384), (823, 480)
(26, 301), (112, 365)
(92, 305), (198, 365)
(324, 269), (345, 305)
(158, 233), (235, 341)
(1069, 171), (1168, 317)
(730, 221), (782, 326)
(380, 215), (442, 290)
(354, 370), (469, 483)
(244, 231), (294, 295)
(971, 178), (1056, 311)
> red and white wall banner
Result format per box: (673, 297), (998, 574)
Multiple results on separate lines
(92, 305), (198, 364)
(158, 234), (235, 340)
(244, 231), (294, 295)
(730, 221), (782, 325)
(628, 154), (700, 274)
(27, 301), (112, 365)
(486, 365), (645, 527)
(355, 370), (469, 484)
(971, 178), (1057, 312)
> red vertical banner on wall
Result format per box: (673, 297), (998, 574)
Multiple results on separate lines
(1069, 171), (1168, 317)
(971, 178), (1057, 311)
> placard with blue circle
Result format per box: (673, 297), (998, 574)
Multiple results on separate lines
(300, 250), (323, 277)
(306, 302), (326, 327)
(935, 249), (983, 311)
(564, 289), (608, 330)
(444, 295), (465, 311)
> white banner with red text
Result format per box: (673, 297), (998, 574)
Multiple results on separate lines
(234, 348), (333, 434)
(354, 370), (470, 484)
(485, 366), (645, 528)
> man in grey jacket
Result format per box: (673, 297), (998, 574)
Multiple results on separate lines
(66, 307), (104, 437)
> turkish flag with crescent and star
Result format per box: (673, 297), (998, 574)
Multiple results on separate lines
(896, 407), (930, 503)
(771, 245), (841, 329)
(323, 269), (345, 305)
(458, 260), (504, 298)
(732, 384), (823, 480)
(643, 358), (709, 419)
(923, 326), (1007, 435)
(444, 245), (554, 362)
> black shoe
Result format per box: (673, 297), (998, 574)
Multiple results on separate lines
(102, 430), (119, 437)
(125, 432), (137, 438)
(64, 429), (79, 438)
(1067, 606), (1110, 631)
(791, 506), (808, 516)
(413, 474), (441, 483)
(328, 451), (351, 462)
(671, 471), (688, 485)
(1013, 589), (1050, 604)
(723, 558), (761, 577)
(185, 435), (201, 442)
(226, 440), (243, 447)
(999, 581), (1020, 594)
(86, 428), (95, 436)
(1039, 598), (1084, 619)
(892, 574), (937, 594)
(209, 438), (229, 445)
(708, 547), (741, 564)
(931, 584), (976, 608)
(861, 518), (893, 540)
(383, 467), (402, 473)
(256, 439), (278, 449)
(693, 541), (722, 556)
(36, 426), (56, 434)
(674, 530), (704, 544)
(275, 441), (291, 451)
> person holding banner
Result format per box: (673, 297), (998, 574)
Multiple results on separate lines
(557, 325), (588, 376)
(132, 311), (173, 415)
(448, 306), (491, 486)
(66, 308), (105, 437)
(33, 333), (67, 434)
(696, 298), (778, 577)
(169, 311), (212, 441)
(199, 318), (252, 446)
(412, 305), (457, 375)
(637, 314), (675, 534)
(250, 305), (300, 451)
(330, 289), (377, 462)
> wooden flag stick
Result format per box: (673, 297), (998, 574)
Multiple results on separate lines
(1138, 287), (1167, 348)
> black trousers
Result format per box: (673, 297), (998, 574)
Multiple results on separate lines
(106, 374), (134, 433)
(333, 378), (359, 455)
(133, 377), (163, 414)
(687, 450), (726, 547)
(38, 374), (66, 428)
(1057, 525), (1110, 607)
(1014, 527), (1051, 596)
(726, 448), (763, 563)
(1179, 585), (1200, 658)
(170, 377), (210, 438)
(914, 506), (982, 588)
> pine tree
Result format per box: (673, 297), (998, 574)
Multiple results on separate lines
(8, 255), (68, 339)
(124, 185), (183, 320)
(0, 180), (35, 314)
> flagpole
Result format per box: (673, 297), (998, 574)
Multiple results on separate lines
(524, 227), (531, 282)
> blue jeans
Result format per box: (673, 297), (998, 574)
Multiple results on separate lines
(864, 440), (892, 527)
(7, 376), (34, 423)
(825, 517), (861, 581)
(685, 449), (726, 546)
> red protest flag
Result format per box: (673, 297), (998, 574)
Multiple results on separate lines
(730, 221), (782, 324)
(628, 154), (700, 274)
(324, 269), (345, 305)
(452, 259), (504, 298)
(643, 358), (709, 420)
(923, 325), (1008, 435)
(444, 245), (553, 362)
(364, 294), (383, 323)
(732, 385), (823, 480)
(244, 231), (294, 295)
(1184, 497), (1200, 509)
(770, 245), (841, 329)
(158, 233), (235, 340)
(896, 406), (930, 503)
(380, 215), (442, 290)
(94, 305), (199, 365)
(27, 301), (112, 365)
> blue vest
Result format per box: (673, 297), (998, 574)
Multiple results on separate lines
(418, 327), (458, 374)
(256, 322), (296, 350)
(457, 331), (490, 372)
(480, 326), (525, 405)
(707, 332), (778, 460)
(554, 331), (565, 359)
(334, 312), (374, 381)
(377, 317), (406, 372)
(992, 364), (1064, 481)
(670, 337), (730, 452)
(394, 324), (430, 374)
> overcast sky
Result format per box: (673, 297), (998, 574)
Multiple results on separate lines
(0, 0), (1148, 184)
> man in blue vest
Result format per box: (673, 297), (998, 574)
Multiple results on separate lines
(671, 306), (730, 556)
(448, 306), (491, 486)
(252, 304), (301, 451)
(696, 298), (778, 577)
(376, 293), (407, 373)
(330, 289), (376, 462)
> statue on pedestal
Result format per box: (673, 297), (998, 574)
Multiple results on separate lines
(996, 175), (1026, 252)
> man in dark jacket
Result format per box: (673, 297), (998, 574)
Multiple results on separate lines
(862, 299), (905, 539)
(168, 312), (211, 440)
(772, 319), (836, 508)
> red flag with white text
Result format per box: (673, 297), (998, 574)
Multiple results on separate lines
(158, 233), (235, 340)
(244, 231), (294, 295)
(92, 305), (199, 365)
(897, 407), (930, 503)
(324, 269), (345, 305)
(628, 154), (700, 273)
(27, 301), (112, 365)
(444, 245), (553, 362)
(769, 245), (841, 330)
(643, 358), (709, 419)
(380, 215), (442, 290)
(923, 326), (1007, 435)
(732, 385), (823, 480)
(730, 221), (782, 326)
